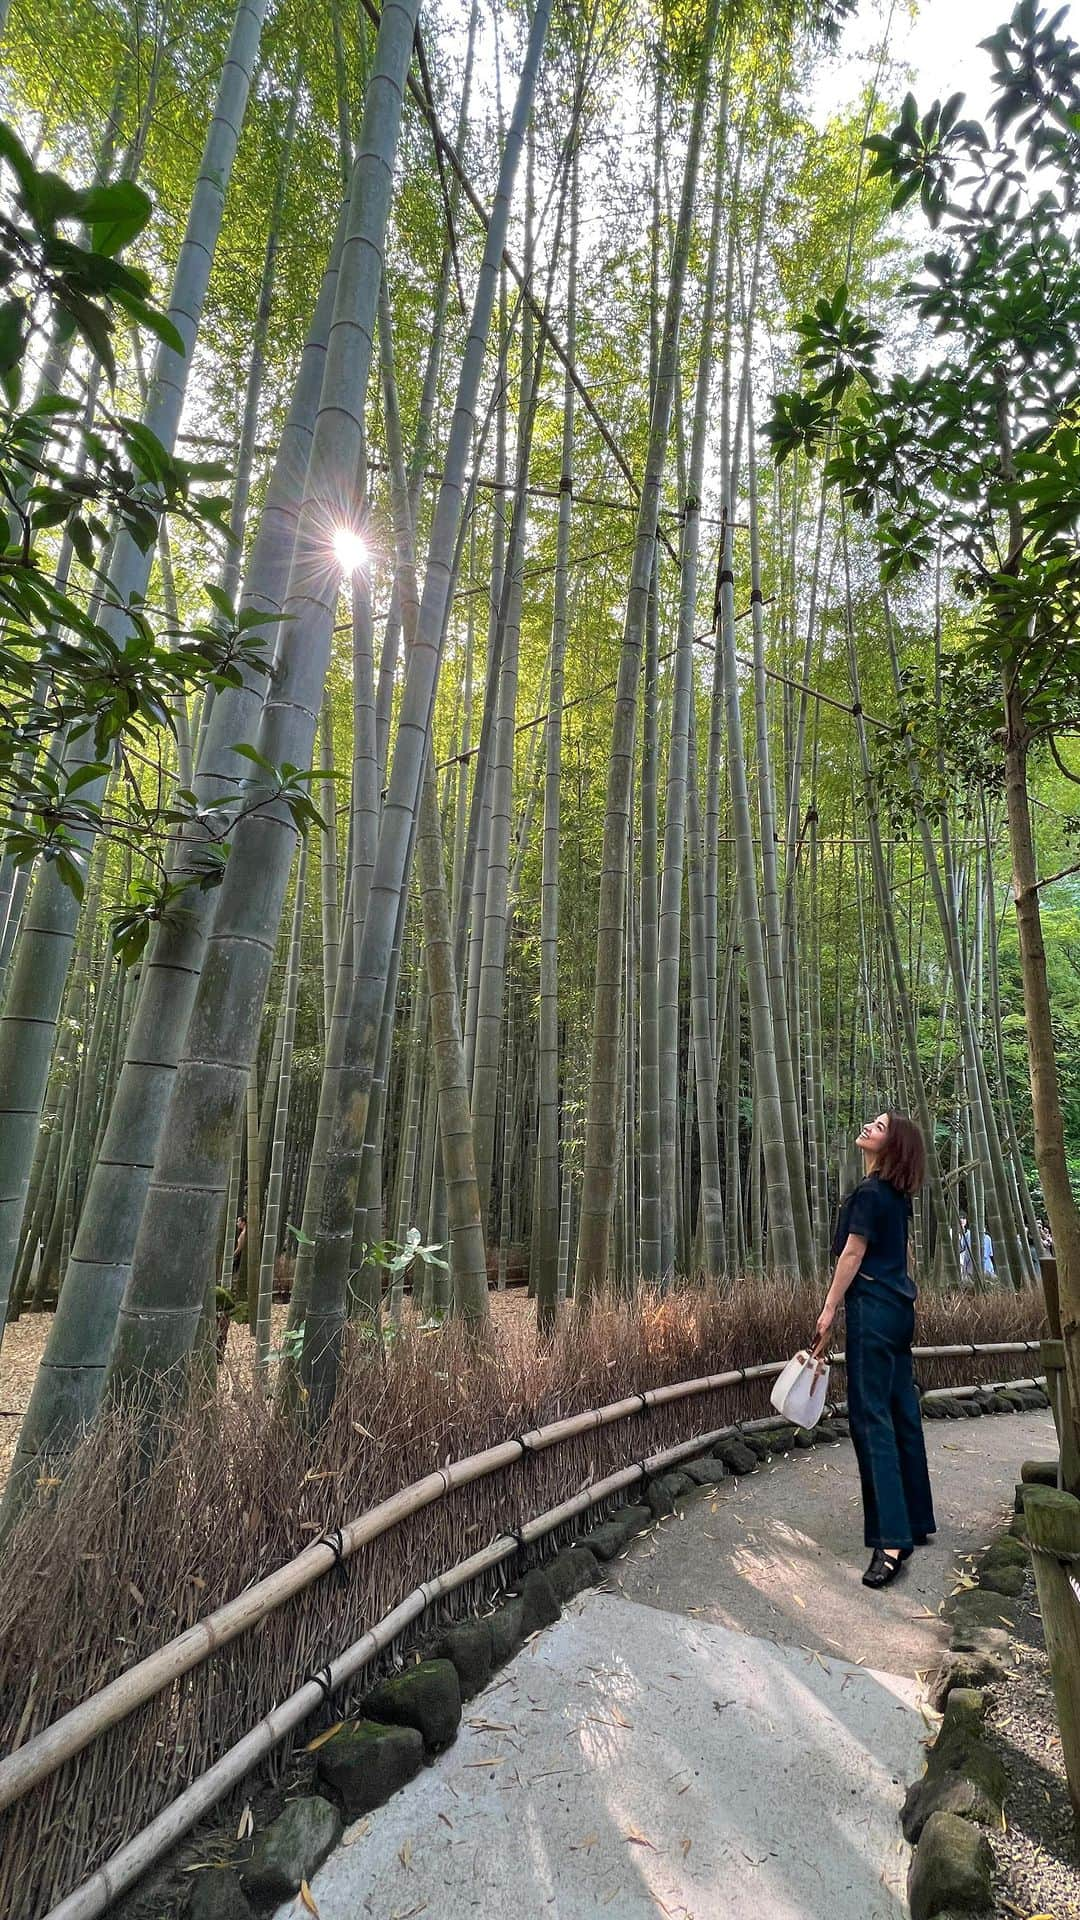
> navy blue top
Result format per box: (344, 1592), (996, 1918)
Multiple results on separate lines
(832, 1173), (916, 1299)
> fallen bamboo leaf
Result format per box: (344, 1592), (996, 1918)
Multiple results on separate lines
(462, 1755), (505, 1768)
(625, 1827), (657, 1850)
(304, 1722), (345, 1752)
(570, 1833), (599, 1851)
(437, 1812), (453, 1830)
(792, 1594), (806, 1608)
(236, 1804), (254, 1843)
(341, 1818), (371, 1847)
(297, 1880), (319, 1917)
(398, 1839), (412, 1869)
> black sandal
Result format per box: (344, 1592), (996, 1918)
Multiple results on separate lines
(862, 1548), (908, 1588)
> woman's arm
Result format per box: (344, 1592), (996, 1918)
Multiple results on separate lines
(814, 1232), (868, 1351)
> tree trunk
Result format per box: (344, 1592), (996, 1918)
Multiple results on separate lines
(536, 152), (577, 1331)
(575, 0), (719, 1298)
(255, 844), (306, 1371)
(0, 0), (269, 1332)
(103, 0), (423, 1408)
(0, 194), (350, 1521)
(1002, 677), (1080, 1481)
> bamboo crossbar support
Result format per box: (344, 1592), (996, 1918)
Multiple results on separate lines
(38, 1408), (803, 1920)
(0, 1341), (1042, 1820)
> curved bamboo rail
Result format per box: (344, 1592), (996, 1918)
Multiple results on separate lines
(39, 1356), (1048, 1920)
(0, 1342), (1042, 1818)
(0, 1359), (786, 1812)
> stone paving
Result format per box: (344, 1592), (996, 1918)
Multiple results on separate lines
(276, 1411), (1056, 1920)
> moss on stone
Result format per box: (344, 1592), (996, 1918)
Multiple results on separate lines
(315, 1720), (424, 1818)
(908, 1811), (993, 1920)
(363, 1659), (461, 1752)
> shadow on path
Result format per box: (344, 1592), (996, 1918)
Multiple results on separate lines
(279, 1412), (1055, 1920)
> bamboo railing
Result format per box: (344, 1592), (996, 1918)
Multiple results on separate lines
(0, 1339), (1046, 1920)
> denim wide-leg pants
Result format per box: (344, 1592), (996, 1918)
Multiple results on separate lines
(845, 1279), (936, 1551)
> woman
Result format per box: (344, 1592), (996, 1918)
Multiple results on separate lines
(814, 1111), (936, 1590)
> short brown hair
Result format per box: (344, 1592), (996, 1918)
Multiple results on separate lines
(876, 1111), (925, 1195)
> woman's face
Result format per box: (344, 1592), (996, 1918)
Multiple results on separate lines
(857, 1113), (889, 1155)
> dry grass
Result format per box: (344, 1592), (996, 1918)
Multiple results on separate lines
(0, 1277), (1046, 1919)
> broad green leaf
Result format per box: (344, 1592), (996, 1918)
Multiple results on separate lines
(78, 179), (152, 257)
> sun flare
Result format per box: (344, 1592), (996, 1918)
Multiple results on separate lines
(333, 526), (368, 573)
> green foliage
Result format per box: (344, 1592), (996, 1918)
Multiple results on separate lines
(0, 118), (273, 900)
(0, 120), (176, 381)
(767, 0), (1080, 753)
(353, 1228), (450, 1283)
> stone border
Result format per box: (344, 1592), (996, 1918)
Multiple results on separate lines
(902, 1453), (1057, 1920)
(182, 1391), (1050, 1920)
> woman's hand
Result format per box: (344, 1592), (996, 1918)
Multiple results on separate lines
(812, 1301), (836, 1355)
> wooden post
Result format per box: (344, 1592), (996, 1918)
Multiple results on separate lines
(1024, 1483), (1080, 1835)
(1042, 1254), (1061, 1338)
(1042, 1337), (1080, 1497)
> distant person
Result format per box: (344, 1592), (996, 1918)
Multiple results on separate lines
(232, 1212), (247, 1278)
(814, 1110), (936, 1591)
(958, 1215), (975, 1286)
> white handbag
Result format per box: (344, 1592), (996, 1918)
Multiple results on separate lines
(770, 1349), (830, 1428)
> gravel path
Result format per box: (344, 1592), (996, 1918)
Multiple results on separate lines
(986, 1571), (1080, 1920)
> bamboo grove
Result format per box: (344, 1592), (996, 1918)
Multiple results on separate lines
(0, 0), (1079, 1529)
